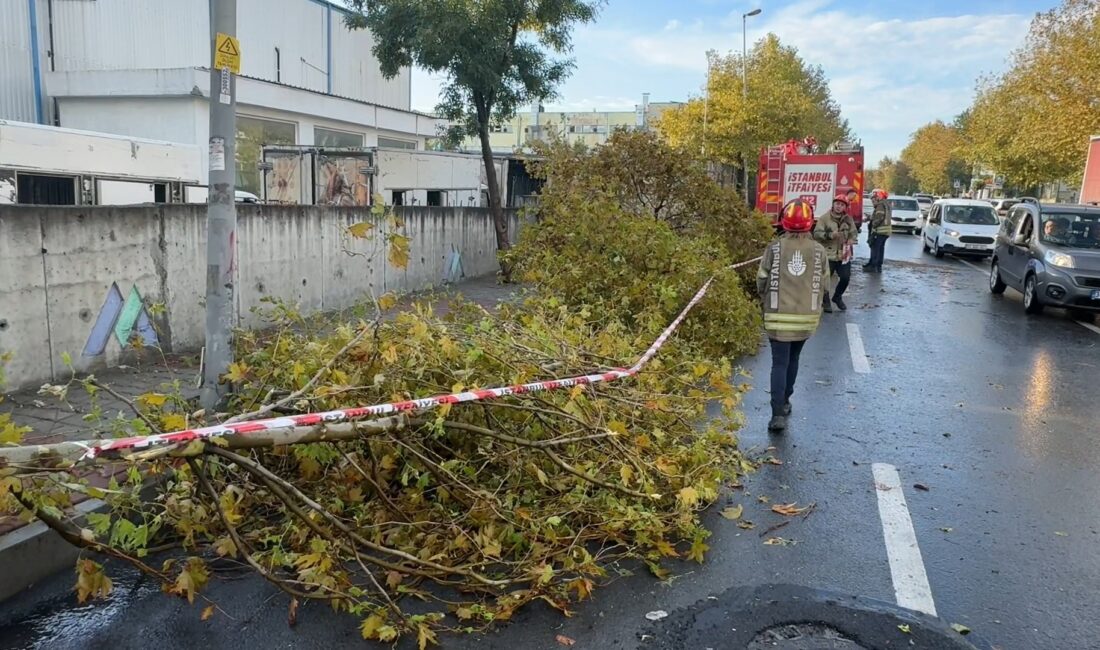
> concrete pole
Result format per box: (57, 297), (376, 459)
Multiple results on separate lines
(200, 0), (238, 411)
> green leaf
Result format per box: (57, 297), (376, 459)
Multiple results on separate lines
(720, 505), (743, 520)
(951, 623), (971, 635)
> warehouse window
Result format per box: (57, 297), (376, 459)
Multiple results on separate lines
(315, 127), (363, 148)
(378, 137), (417, 150)
(236, 116), (296, 194)
(17, 173), (76, 205)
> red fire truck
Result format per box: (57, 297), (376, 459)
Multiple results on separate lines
(755, 138), (865, 228)
(1081, 135), (1100, 205)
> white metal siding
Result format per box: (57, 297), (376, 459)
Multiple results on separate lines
(0, 0), (40, 122)
(51, 0), (206, 71)
(329, 12), (411, 110)
(238, 0), (328, 93)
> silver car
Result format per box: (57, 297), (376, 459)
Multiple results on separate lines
(990, 203), (1100, 314)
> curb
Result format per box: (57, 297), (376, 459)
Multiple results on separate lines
(0, 498), (107, 603)
(640, 583), (985, 649)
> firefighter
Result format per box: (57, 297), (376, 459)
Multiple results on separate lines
(813, 193), (858, 312)
(757, 199), (829, 432)
(863, 189), (892, 273)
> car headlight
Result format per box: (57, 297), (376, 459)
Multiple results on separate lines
(944, 229), (961, 238)
(1044, 250), (1075, 268)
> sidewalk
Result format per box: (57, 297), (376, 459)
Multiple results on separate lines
(0, 274), (517, 537)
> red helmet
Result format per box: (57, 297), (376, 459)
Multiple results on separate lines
(872, 189), (888, 200)
(832, 193), (849, 206)
(780, 199), (815, 232)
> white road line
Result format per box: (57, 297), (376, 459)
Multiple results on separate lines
(872, 463), (938, 617)
(845, 323), (871, 374)
(1079, 320), (1100, 336)
(957, 258), (986, 275)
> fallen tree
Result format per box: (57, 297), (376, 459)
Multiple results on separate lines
(0, 139), (765, 646)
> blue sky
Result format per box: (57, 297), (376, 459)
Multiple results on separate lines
(411, 0), (1055, 163)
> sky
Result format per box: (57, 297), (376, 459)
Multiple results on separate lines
(409, 0), (1057, 164)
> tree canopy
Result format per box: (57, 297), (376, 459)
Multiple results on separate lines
(900, 121), (970, 195)
(868, 156), (919, 196)
(657, 34), (851, 171)
(958, 0), (1100, 186)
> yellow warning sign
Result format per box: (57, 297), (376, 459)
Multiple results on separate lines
(214, 32), (241, 74)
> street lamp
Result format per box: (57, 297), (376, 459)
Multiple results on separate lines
(742, 7), (761, 206)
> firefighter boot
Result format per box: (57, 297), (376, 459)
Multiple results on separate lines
(823, 292), (834, 313)
(768, 415), (788, 432)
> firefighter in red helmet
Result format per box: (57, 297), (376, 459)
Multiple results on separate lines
(812, 193), (858, 312)
(757, 199), (829, 432)
(864, 189), (892, 273)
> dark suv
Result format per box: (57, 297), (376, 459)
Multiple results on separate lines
(989, 203), (1100, 314)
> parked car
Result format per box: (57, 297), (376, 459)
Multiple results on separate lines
(914, 193), (934, 216)
(922, 199), (1000, 259)
(990, 198), (1021, 220)
(989, 203), (1100, 314)
(888, 195), (923, 234)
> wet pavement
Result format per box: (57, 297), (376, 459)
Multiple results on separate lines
(2, 236), (1099, 649)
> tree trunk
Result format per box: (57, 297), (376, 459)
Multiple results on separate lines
(477, 120), (513, 281)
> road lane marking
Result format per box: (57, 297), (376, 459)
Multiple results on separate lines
(872, 463), (938, 617)
(956, 258), (986, 275)
(846, 323), (871, 374)
(1078, 320), (1100, 336)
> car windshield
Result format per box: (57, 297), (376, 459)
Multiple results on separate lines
(889, 198), (919, 211)
(916, 198), (931, 206)
(943, 205), (999, 225)
(1040, 212), (1100, 248)
(1000, 200), (1019, 210)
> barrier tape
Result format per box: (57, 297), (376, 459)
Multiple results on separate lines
(50, 256), (760, 462)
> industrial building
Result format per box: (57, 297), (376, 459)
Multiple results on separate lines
(0, 0), (441, 194)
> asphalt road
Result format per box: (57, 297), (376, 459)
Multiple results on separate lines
(2, 234), (1098, 650)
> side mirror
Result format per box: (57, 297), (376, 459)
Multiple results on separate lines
(1013, 233), (1028, 246)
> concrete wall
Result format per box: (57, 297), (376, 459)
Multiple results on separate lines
(0, 204), (519, 392)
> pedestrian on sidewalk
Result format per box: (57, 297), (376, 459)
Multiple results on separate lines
(813, 193), (858, 312)
(863, 189), (892, 273)
(758, 199), (828, 432)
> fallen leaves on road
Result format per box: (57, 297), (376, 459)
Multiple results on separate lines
(720, 505), (743, 520)
(757, 495), (770, 504)
(771, 503), (810, 516)
(940, 527), (953, 533)
(644, 610), (669, 621)
(555, 634), (576, 646)
(1055, 531), (1068, 537)
(898, 624), (911, 634)
(913, 483), (930, 492)
(201, 605), (215, 622)
(737, 520), (756, 530)
(765, 457), (783, 466)
(763, 537), (796, 546)
(951, 623), (972, 635)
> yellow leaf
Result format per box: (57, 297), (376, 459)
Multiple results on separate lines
(676, 486), (700, 510)
(377, 292), (398, 310)
(347, 221), (375, 239)
(655, 539), (679, 558)
(160, 413), (186, 431)
(360, 614), (385, 640)
(482, 539), (502, 559)
(687, 538), (709, 563)
(139, 393), (168, 407)
(208, 436), (230, 448)
(720, 505), (743, 520)
(619, 464), (634, 485)
(201, 605), (215, 621)
(387, 234), (410, 269)
(382, 345), (399, 364)
(771, 503), (809, 517)
(212, 536), (237, 558)
(224, 362), (250, 383)
(417, 623), (437, 650)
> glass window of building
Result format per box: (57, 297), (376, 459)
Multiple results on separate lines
(315, 127), (364, 148)
(236, 116), (296, 194)
(378, 137), (417, 150)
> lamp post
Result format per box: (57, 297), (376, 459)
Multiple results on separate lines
(742, 8), (761, 206)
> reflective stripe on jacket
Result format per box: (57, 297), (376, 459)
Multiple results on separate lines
(756, 234), (828, 342)
(871, 200), (893, 235)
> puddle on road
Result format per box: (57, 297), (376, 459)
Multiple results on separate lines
(0, 565), (158, 649)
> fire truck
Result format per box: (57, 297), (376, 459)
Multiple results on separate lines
(755, 138), (865, 228)
(1081, 135), (1100, 205)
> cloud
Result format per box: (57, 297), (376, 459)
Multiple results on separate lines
(409, 0), (1031, 162)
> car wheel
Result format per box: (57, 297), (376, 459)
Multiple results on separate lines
(922, 234), (930, 253)
(933, 238), (945, 259)
(989, 260), (1007, 294)
(1023, 274), (1044, 314)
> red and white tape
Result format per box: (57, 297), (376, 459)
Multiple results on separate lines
(70, 256), (760, 461)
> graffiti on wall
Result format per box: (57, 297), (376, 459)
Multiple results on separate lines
(82, 283), (160, 357)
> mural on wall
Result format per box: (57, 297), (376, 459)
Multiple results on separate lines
(316, 154), (371, 207)
(82, 283), (160, 357)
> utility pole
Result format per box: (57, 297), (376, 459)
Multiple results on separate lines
(742, 8), (761, 207)
(200, 0), (240, 411)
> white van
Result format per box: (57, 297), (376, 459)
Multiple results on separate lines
(888, 195), (923, 234)
(922, 199), (1001, 259)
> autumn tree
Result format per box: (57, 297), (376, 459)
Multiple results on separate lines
(959, 0), (1100, 186)
(901, 121), (970, 195)
(343, 0), (602, 277)
(869, 156), (919, 196)
(658, 34), (851, 185)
